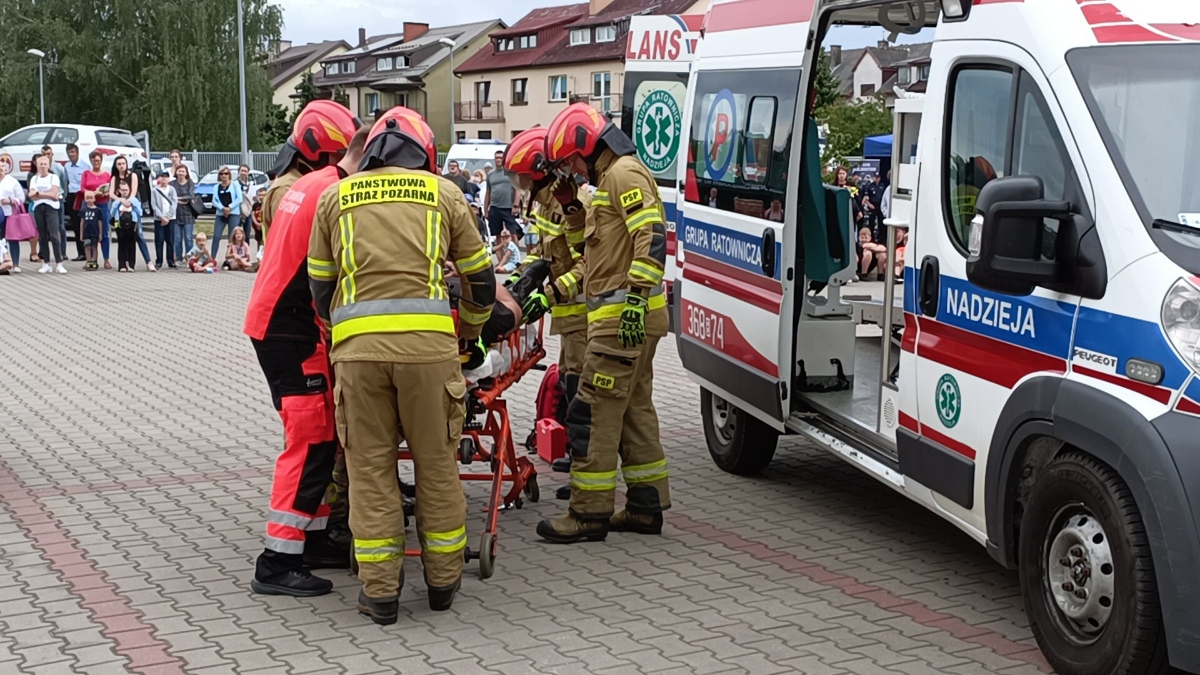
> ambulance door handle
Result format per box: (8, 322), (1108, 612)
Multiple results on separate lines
(761, 228), (776, 277)
(919, 255), (940, 318)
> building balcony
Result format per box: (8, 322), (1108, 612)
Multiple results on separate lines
(456, 101), (505, 122)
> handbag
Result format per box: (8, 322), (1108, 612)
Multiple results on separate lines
(190, 193), (204, 217)
(4, 202), (37, 241)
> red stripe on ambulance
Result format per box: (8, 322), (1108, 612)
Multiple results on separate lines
(683, 253), (782, 313)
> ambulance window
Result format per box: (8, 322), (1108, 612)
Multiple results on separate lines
(743, 98), (777, 185)
(944, 66), (1015, 249)
(1012, 72), (1078, 260)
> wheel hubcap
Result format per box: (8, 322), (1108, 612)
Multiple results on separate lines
(1045, 505), (1116, 641)
(710, 394), (736, 445)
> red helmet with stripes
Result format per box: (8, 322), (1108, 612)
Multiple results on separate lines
(545, 103), (609, 165)
(291, 100), (360, 163)
(361, 107), (437, 173)
(504, 128), (551, 180)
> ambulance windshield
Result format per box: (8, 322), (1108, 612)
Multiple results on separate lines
(1069, 44), (1200, 272)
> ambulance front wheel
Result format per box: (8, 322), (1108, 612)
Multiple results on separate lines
(700, 388), (778, 476)
(1018, 451), (1168, 675)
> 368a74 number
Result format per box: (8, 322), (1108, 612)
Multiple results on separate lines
(686, 304), (725, 350)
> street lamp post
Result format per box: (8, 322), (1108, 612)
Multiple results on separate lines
(27, 49), (45, 124)
(236, 0), (250, 167)
(438, 38), (457, 143)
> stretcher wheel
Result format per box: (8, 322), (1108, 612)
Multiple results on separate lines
(524, 475), (540, 503)
(458, 438), (475, 465)
(478, 532), (495, 579)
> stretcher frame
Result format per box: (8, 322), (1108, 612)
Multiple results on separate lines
(396, 316), (546, 579)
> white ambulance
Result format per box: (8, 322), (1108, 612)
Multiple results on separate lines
(620, 13), (704, 330)
(676, 1), (1200, 673)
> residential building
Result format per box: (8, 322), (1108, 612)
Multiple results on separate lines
(268, 40), (351, 111)
(313, 20), (504, 144)
(454, 0), (706, 141)
(829, 41), (933, 107)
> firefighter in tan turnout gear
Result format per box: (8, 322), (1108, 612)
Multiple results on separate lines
(536, 103), (670, 543)
(502, 127), (590, 483)
(308, 107), (495, 624)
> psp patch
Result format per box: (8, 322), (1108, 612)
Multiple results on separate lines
(621, 188), (645, 215)
(592, 373), (616, 390)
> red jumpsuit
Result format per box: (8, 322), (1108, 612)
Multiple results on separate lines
(244, 166), (343, 557)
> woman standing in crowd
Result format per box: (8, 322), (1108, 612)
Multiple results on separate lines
(237, 165), (255, 252)
(211, 167), (242, 258)
(151, 171), (178, 269)
(110, 156), (154, 271)
(80, 150), (112, 268)
(28, 155), (66, 274)
(0, 154), (27, 273)
(171, 165), (196, 263)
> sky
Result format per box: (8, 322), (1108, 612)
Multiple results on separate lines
(273, 0), (933, 48)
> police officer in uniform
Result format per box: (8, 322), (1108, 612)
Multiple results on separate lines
(536, 103), (671, 543)
(246, 102), (363, 597)
(263, 100), (350, 240)
(309, 107), (495, 624)
(502, 128), (590, 480)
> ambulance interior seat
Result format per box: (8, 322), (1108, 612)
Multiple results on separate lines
(799, 118), (856, 318)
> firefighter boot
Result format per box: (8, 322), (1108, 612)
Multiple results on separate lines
(551, 456), (572, 472)
(252, 552), (333, 597)
(303, 529), (351, 570)
(358, 590), (399, 626)
(427, 577), (461, 612)
(610, 510), (663, 535)
(555, 484), (571, 500)
(536, 512), (609, 543)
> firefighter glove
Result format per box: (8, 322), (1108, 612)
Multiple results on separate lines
(552, 177), (583, 213)
(618, 294), (648, 348)
(459, 337), (487, 371)
(505, 273), (521, 288)
(522, 289), (550, 323)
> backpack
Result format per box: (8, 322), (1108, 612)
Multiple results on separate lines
(525, 363), (567, 451)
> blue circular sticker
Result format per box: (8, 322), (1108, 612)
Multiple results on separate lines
(703, 89), (737, 181)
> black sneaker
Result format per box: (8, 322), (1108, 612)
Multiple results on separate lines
(427, 578), (461, 612)
(250, 569), (333, 597)
(72, 256), (86, 262)
(357, 589), (399, 625)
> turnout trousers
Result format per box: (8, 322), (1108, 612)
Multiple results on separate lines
(559, 329), (587, 405)
(334, 359), (468, 599)
(252, 339), (345, 554)
(566, 335), (671, 519)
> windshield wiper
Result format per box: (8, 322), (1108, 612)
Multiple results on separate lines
(1153, 219), (1200, 237)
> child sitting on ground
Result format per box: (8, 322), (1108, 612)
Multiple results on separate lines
(223, 226), (253, 271)
(110, 184), (143, 272)
(79, 193), (102, 270)
(187, 232), (217, 273)
(856, 226), (887, 281)
(492, 229), (523, 274)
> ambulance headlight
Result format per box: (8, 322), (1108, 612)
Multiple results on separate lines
(1162, 279), (1200, 372)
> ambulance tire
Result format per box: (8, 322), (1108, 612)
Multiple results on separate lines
(700, 388), (778, 476)
(1018, 451), (1168, 675)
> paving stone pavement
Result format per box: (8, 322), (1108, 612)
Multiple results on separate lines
(0, 269), (1053, 674)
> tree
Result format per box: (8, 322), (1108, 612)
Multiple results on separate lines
(262, 104), (291, 147)
(812, 50), (842, 113)
(0, 0), (283, 151)
(815, 96), (893, 169)
(289, 71), (321, 123)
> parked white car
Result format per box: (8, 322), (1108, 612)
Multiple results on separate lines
(149, 158), (199, 184)
(0, 124), (147, 185)
(444, 139), (507, 175)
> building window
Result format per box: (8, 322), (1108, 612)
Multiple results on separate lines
(512, 78), (528, 106)
(859, 83), (875, 96)
(898, 68), (911, 85)
(592, 72), (611, 98)
(549, 75), (568, 101)
(456, 131), (466, 142)
(595, 25), (617, 43)
(479, 131), (493, 140)
(529, 34), (537, 48)
(512, 130), (523, 139)
(396, 92), (408, 108)
(519, 36), (530, 49)
(377, 57), (393, 71)
(365, 92), (379, 114)
(476, 81), (491, 105)
(920, 64), (931, 80)
(496, 39), (506, 52)
(570, 29), (591, 46)
(343, 61), (356, 74)
(504, 39), (515, 51)
(325, 63), (338, 77)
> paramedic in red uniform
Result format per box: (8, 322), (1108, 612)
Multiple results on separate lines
(244, 107), (365, 597)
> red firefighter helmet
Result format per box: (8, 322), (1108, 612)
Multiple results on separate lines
(504, 128), (551, 180)
(292, 100), (360, 162)
(360, 106), (437, 173)
(545, 103), (609, 165)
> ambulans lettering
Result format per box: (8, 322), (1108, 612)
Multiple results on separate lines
(944, 287), (1036, 338)
(339, 175), (439, 209)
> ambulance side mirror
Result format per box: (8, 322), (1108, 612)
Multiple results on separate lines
(965, 176), (1068, 296)
(940, 0), (972, 22)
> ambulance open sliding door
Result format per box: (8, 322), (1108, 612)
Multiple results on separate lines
(907, 43), (1084, 532)
(676, 68), (801, 426)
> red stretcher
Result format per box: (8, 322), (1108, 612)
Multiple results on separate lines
(395, 315), (546, 579)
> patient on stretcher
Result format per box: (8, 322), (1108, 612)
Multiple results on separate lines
(448, 261), (550, 383)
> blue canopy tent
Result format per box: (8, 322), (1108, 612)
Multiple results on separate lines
(863, 134), (893, 159)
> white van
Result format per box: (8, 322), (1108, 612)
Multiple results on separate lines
(620, 14), (704, 330)
(677, 1), (1200, 673)
(443, 139), (507, 175)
